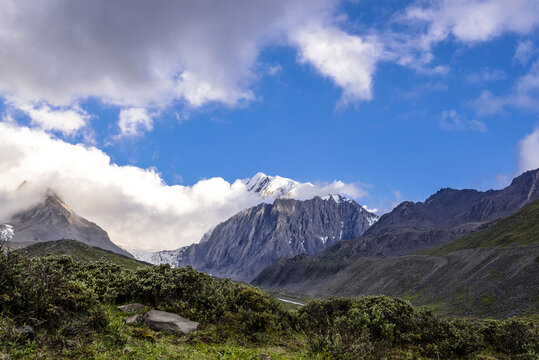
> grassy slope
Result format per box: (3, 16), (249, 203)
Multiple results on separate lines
(15, 239), (147, 270)
(423, 199), (539, 256)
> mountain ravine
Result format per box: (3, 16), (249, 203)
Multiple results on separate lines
(152, 195), (378, 282)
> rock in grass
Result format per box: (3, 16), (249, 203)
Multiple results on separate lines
(142, 310), (198, 334)
(13, 325), (34, 338)
(117, 303), (145, 313)
(124, 315), (143, 325)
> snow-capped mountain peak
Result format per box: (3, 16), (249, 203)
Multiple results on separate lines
(244, 172), (313, 199)
(320, 194), (353, 204)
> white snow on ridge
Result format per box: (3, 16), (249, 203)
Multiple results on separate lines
(245, 172), (308, 199)
(367, 216), (379, 226)
(0, 224), (14, 242)
(129, 247), (186, 266)
(320, 194), (353, 204)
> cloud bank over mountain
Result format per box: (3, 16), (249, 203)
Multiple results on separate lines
(0, 123), (366, 251)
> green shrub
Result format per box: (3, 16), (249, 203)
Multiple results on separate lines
(298, 296), (539, 359)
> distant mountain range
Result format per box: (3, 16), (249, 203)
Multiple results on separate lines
(252, 169), (539, 318)
(145, 195), (378, 282)
(1, 190), (132, 258)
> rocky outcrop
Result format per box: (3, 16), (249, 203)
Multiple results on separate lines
(5, 190), (132, 258)
(158, 195), (378, 282)
(142, 310), (198, 334)
(124, 315), (143, 325)
(118, 303), (146, 313)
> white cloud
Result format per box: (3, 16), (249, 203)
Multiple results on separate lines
(0, 122), (366, 251)
(404, 0), (539, 44)
(5, 98), (89, 135)
(292, 23), (381, 104)
(118, 108), (154, 137)
(513, 40), (535, 65)
(473, 60), (539, 115)
(518, 127), (539, 172)
(440, 110), (487, 132)
(391, 0), (539, 74)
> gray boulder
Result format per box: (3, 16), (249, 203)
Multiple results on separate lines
(124, 315), (143, 325)
(142, 310), (198, 334)
(118, 303), (145, 313)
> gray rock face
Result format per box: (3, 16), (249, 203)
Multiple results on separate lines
(142, 310), (198, 334)
(124, 315), (143, 325)
(118, 303), (145, 313)
(160, 195), (378, 282)
(5, 190), (132, 258)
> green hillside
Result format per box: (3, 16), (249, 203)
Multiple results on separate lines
(423, 199), (539, 256)
(15, 239), (147, 270)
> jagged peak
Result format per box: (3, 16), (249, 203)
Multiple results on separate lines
(509, 168), (539, 186)
(320, 194), (353, 204)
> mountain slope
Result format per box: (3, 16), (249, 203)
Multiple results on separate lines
(155, 196), (378, 282)
(252, 170), (539, 317)
(253, 244), (538, 318)
(16, 239), (147, 270)
(423, 199), (539, 256)
(5, 191), (132, 258)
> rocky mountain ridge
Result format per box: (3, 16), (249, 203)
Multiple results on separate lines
(149, 195), (378, 282)
(252, 198), (539, 318)
(252, 170), (539, 301)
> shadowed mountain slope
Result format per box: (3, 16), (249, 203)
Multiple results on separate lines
(3, 191), (132, 258)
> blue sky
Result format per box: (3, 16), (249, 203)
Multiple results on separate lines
(1, 0), (539, 250)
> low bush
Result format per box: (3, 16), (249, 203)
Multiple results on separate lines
(298, 296), (538, 359)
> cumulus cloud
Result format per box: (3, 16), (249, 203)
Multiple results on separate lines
(403, 0), (539, 44)
(390, 0), (539, 74)
(292, 23), (381, 104)
(1, 0), (537, 117)
(118, 108), (154, 137)
(0, 0), (339, 109)
(440, 110), (487, 132)
(5, 98), (89, 135)
(0, 122), (366, 251)
(518, 128), (539, 172)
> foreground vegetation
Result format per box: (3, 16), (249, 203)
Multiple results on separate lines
(1, 245), (538, 359)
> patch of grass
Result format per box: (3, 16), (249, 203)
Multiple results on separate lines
(16, 239), (147, 270)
